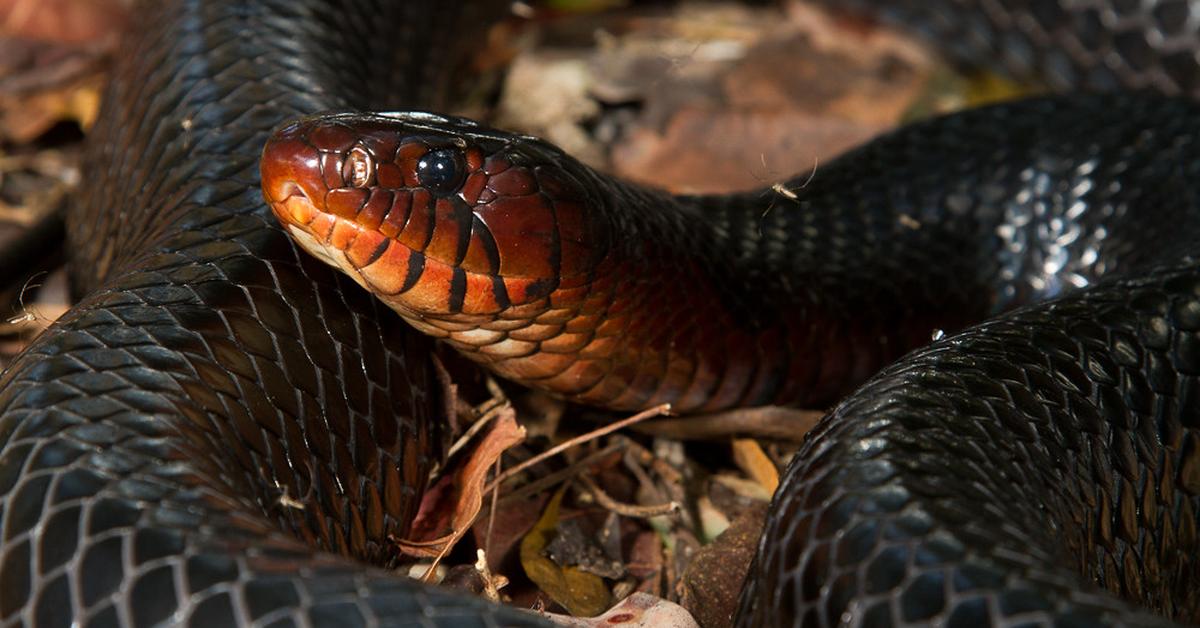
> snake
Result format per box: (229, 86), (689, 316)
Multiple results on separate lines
(0, 0), (1196, 626)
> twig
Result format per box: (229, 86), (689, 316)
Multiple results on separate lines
(494, 444), (623, 508)
(484, 456), (501, 559)
(634, 405), (824, 442)
(579, 473), (680, 519)
(413, 406), (671, 579)
(484, 403), (671, 494)
(446, 398), (510, 460)
(475, 549), (508, 602)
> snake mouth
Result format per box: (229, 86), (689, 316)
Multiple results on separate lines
(266, 182), (319, 228)
(269, 180), (302, 203)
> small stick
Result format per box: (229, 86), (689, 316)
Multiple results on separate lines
(635, 406), (824, 442)
(578, 473), (679, 519)
(446, 398), (510, 460)
(475, 549), (508, 602)
(484, 456), (501, 558)
(405, 445), (625, 568)
(494, 444), (623, 508)
(416, 406), (671, 578)
(484, 403), (671, 494)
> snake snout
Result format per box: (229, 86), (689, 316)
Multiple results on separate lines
(260, 129), (328, 228)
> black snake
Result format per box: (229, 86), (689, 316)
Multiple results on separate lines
(0, 1), (1196, 627)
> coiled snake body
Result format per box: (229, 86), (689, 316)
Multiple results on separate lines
(0, 1), (1198, 627)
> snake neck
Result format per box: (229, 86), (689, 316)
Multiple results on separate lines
(403, 170), (941, 413)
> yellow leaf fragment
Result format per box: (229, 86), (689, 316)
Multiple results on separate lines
(731, 438), (779, 493)
(520, 487), (612, 617)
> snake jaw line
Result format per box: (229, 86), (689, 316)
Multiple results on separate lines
(285, 224), (363, 284)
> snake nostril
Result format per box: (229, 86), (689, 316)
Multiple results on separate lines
(261, 133), (325, 207)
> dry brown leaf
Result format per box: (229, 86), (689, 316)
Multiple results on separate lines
(626, 530), (664, 590)
(1, 0), (128, 43)
(400, 407), (525, 557)
(0, 0), (126, 141)
(520, 487), (612, 617)
(730, 438), (778, 493)
(0, 79), (101, 142)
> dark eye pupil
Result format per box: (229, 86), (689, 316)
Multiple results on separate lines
(416, 148), (465, 195)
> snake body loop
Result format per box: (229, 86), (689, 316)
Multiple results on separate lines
(0, 1), (541, 626)
(265, 94), (1200, 628)
(1, 1), (1198, 627)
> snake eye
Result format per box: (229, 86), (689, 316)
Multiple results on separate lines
(416, 148), (466, 196)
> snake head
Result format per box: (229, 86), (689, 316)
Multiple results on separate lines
(260, 111), (610, 322)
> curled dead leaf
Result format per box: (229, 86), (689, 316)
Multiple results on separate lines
(399, 406), (525, 565)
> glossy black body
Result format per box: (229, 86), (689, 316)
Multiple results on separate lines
(0, 1), (1197, 627)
